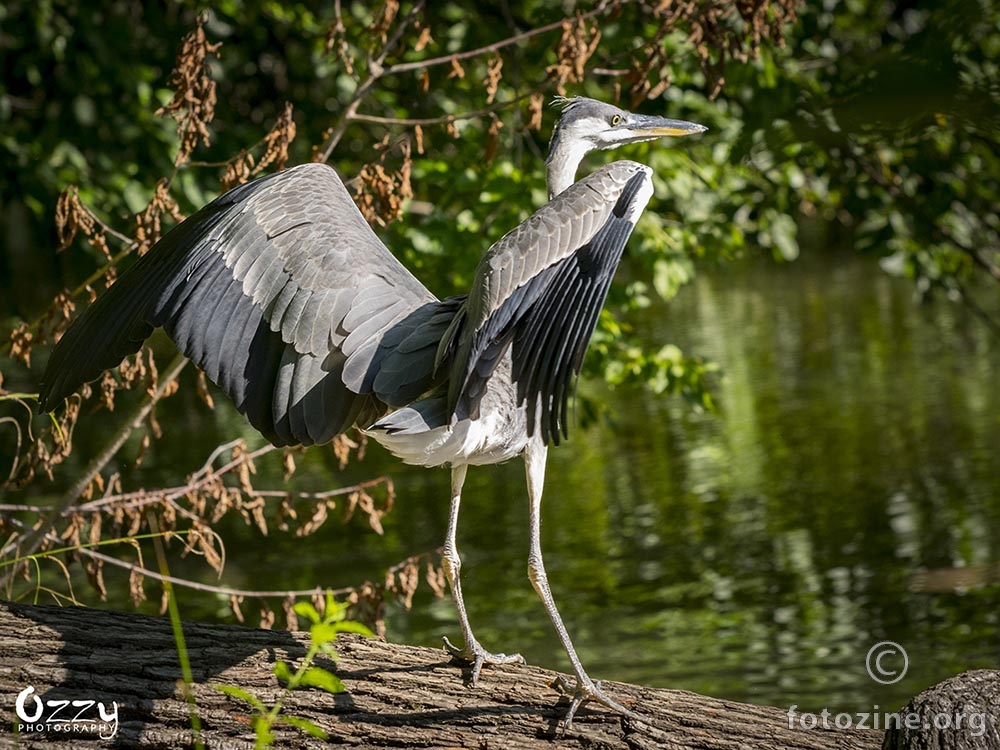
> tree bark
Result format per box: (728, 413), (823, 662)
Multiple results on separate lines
(0, 600), (954, 749)
(882, 670), (1000, 750)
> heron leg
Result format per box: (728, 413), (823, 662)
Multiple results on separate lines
(441, 464), (525, 685)
(523, 440), (647, 729)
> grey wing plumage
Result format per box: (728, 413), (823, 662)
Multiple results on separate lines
(446, 160), (654, 445)
(39, 163), (440, 446)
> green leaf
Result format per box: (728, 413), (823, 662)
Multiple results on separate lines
(310, 622), (341, 647)
(213, 684), (266, 712)
(770, 213), (799, 261)
(298, 666), (345, 694)
(332, 620), (375, 638)
(292, 601), (321, 625)
(279, 715), (330, 739)
(322, 598), (349, 623)
(273, 660), (292, 683)
(652, 257), (692, 300)
(122, 180), (149, 214)
(254, 716), (275, 750)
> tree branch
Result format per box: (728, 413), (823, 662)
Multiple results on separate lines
(382, 1), (615, 75)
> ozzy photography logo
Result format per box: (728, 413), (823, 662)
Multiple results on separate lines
(14, 685), (119, 739)
(786, 642), (992, 738)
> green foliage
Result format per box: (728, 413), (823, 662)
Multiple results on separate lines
(589, 311), (717, 412)
(724, 0), (1000, 315)
(216, 592), (372, 749)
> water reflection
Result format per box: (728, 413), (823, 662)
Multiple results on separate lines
(58, 251), (1000, 711)
(384, 251), (999, 710)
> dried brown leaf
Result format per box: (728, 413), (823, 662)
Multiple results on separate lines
(387, 557), (420, 609)
(368, 0), (400, 44)
(54, 186), (96, 253)
(547, 17), (601, 93)
(254, 102), (297, 174)
(283, 595), (299, 631)
(222, 150), (255, 191)
(86, 558), (107, 601)
(484, 113), (504, 165)
(156, 14), (221, 166)
(135, 178), (184, 257)
(413, 24), (433, 52)
(88, 512), (102, 547)
(129, 567), (147, 607)
(282, 450), (296, 481)
(8, 322), (33, 367)
(351, 148), (412, 227)
(89, 230), (111, 262)
(325, 15), (354, 75)
(259, 603), (275, 630)
(276, 495), (296, 532)
(331, 434), (357, 469)
(229, 594), (245, 623)
(297, 500), (330, 537)
(195, 370), (215, 410)
(135, 432), (151, 467)
(312, 590), (325, 617)
(483, 53), (504, 105)
(248, 497), (268, 536)
(526, 92), (544, 132)
(426, 555), (446, 598)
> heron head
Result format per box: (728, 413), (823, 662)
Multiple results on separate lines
(548, 97), (706, 156)
(544, 97), (706, 197)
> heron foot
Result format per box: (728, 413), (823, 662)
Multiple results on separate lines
(443, 635), (525, 686)
(552, 674), (652, 729)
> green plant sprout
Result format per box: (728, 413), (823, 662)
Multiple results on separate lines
(216, 591), (373, 748)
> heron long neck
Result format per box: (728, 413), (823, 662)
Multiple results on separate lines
(545, 131), (591, 199)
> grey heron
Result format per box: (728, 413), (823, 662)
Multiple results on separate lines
(39, 97), (706, 726)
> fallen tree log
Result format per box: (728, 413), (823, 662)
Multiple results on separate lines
(883, 670), (1000, 750)
(0, 600), (979, 750)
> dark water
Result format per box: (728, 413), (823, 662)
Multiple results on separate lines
(27, 250), (1000, 713)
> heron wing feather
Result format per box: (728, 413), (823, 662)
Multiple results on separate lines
(39, 163), (438, 446)
(448, 161), (653, 443)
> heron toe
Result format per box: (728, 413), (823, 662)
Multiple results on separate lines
(443, 635), (525, 686)
(552, 673), (651, 729)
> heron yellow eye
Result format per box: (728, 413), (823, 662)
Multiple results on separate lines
(611, 114), (621, 126)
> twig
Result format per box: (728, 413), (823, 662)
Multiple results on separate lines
(382, 1), (615, 75)
(350, 91), (537, 127)
(72, 476), (392, 514)
(315, 2), (617, 163)
(8, 508), (439, 602)
(85, 543), (335, 600)
(315, 0), (427, 163)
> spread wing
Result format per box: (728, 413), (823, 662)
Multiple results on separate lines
(39, 163), (439, 446)
(444, 160), (654, 445)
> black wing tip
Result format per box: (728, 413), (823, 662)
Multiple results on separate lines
(37, 388), (58, 414)
(37, 358), (74, 413)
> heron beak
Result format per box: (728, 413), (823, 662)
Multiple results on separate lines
(620, 114), (707, 142)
